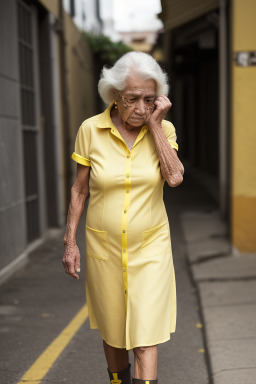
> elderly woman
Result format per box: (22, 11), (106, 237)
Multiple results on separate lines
(62, 51), (184, 384)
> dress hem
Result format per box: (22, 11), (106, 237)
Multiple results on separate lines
(89, 328), (176, 350)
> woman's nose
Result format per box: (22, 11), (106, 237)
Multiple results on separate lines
(134, 100), (146, 114)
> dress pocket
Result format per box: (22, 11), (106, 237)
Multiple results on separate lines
(85, 225), (109, 260)
(141, 222), (171, 257)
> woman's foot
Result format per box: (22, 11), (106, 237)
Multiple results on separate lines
(108, 363), (132, 384)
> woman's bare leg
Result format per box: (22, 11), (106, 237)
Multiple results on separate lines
(133, 345), (158, 380)
(103, 340), (130, 372)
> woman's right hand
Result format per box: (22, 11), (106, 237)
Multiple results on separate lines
(62, 241), (81, 280)
(62, 164), (90, 280)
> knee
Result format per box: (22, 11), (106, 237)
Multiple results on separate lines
(133, 345), (156, 359)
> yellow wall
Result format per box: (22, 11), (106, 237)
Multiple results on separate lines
(37, 0), (96, 145)
(38, 1), (96, 213)
(232, 0), (256, 51)
(231, 0), (256, 252)
(57, 12), (96, 214)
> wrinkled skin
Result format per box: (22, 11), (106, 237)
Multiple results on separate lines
(114, 76), (157, 131)
(62, 240), (81, 280)
(62, 164), (90, 280)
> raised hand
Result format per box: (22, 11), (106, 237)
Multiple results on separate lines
(146, 95), (172, 131)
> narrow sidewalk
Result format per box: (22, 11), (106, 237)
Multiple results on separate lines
(179, 180), (256, 384)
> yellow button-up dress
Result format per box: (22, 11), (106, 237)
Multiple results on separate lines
(71, 103), (178, 350)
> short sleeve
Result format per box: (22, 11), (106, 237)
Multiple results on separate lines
(71, 122), (91, 167)
(161, 120), (179, 151)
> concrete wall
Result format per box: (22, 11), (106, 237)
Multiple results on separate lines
(0, 1), (26, 270)
(0, 0), (97, 277)
(231, 0), (256, 252)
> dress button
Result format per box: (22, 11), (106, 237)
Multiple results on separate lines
(126, 190), (130, 193)
(126, 174), (130, 178)
(124, 209), (127, 213)
(123, 249), (126, 253)
(122, 230), (126, 233)
(125, 290), (127, 294)
(123, 269), (126, 272)
(127, 155), (130, 158)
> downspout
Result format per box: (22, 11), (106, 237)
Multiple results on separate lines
(219, 0), (229, 218)
(57, 0), (72, 214)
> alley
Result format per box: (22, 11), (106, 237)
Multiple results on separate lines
(0, 172), (213, 384)
(1, 1), (256, 383)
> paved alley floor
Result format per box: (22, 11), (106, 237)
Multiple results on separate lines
(0, 173), (214, 384)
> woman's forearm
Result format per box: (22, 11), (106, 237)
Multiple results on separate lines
(63, 184), (89, 245)
(150, 125), (184, 187)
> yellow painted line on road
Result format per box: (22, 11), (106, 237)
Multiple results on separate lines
(18, 304), (88, 383)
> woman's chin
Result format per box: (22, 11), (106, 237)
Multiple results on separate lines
(127, 118), (145, 128)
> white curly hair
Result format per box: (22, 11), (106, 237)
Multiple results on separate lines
(98, 51), (169, 104)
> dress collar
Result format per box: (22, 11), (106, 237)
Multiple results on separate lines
(96, 103), (116, 129)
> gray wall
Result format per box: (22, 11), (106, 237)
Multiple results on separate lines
(0, 0), (27, 270)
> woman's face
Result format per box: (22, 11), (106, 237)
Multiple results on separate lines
(116, 74), (157, 130)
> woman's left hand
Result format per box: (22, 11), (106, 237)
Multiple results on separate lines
(146, 95), (172, 131)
